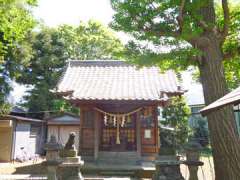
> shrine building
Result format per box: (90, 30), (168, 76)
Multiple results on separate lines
(54, 60), (184, 162)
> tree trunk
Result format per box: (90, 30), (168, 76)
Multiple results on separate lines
(198, 33), (240, 180)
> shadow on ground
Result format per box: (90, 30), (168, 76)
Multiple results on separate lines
(13, 163), (47, 175)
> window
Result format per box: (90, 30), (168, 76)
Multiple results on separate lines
(30, 125), (38, 138)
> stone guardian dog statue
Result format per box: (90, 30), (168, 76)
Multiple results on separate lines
(64, 132), (76, 150)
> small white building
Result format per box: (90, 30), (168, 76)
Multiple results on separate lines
(46, 113), (80, 150)
(0, 115), (45, 162)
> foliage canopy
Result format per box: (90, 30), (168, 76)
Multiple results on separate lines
(111, 1), (240, 88)
(18, 21), (124, 112)
(0, 0), (37, 114)
(111, 0), (240, 178)
(161, 96), (191, 149)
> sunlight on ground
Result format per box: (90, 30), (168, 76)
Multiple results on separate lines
(0, 158), (45, 174)
(181, 157), (215, 180)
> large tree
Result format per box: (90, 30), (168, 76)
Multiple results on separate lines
(19, 21), (124, 112)
(111, 0), (240, 179)
(0, 0), (36, 114)
(18, 27), (67, 112)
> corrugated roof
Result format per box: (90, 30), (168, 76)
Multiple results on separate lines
(55, 60), (184, 102)
(200, 86), (240, 114)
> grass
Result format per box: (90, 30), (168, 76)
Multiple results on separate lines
(200, 147), (213, 157)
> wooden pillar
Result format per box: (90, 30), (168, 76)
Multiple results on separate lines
(94, 110), (99, 160)
(136, 110), (141, 158)
(79, 107), (84, 155)
(154, 106), (160, 153)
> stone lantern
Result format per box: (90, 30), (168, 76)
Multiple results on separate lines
(183, 139), (204, 180)
(44, 135), (63, 180)
(153, 127), (184, 180)
(153, 156), (184, 180)
(58, 132), (84, 180)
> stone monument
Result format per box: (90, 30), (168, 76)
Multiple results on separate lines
(59, 132), (84, 180)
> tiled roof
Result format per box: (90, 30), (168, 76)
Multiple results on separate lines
(55, 60), (184, 102)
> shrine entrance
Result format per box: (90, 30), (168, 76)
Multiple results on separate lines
(79, 104), (159, 159)
(94, 108), (140, 152)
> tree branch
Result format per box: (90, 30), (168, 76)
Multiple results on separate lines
(142, 23), (180, 39)
(187, 11), (210, 32)
(176, 0), (186, 32)
(223, 50), (240, 61)
(177, 0), (209, 33)
(221, 0), (230, 40)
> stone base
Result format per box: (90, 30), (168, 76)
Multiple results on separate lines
(60, 149), (77, 157)
(153, 156), (184, 180)
(62, 156), (82, 164)
(58, 156), (84, 180)
(58, 166), (84, 180)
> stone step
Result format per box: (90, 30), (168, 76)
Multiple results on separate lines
(98, 152), (139, 157)
(0, 175), (47, 180)
(97, 160), (140, 166)
(99, 171), (135, 176)
(98, 152), (139, 159)
(97, 152), (140, 165)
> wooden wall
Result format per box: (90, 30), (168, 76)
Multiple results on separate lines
(79, 106), (95, 156)
(0, 127), (12, 161)
(79, 104), (159, 157)
(140, 106), (159, 154)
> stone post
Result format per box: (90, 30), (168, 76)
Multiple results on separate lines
(183, 139), (204, 180)
(44, 135), (62, 180)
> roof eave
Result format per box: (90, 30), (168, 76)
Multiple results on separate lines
(0, 115), (44, 123)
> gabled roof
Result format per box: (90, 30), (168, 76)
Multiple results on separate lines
(47, 112), (80, 125)
(200, 86), (240, 114)
(11, 106), (26, 113)
(54, 60), (184, 102)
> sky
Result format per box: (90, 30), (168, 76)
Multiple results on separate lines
(33, 0), (114, 27)
(11, 0), (204, 105)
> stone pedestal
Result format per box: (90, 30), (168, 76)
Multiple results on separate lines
(183, 139), (204, 180)
(153, 156), (184, 180)
(46, 164), (58, 180)
(59, 150), (84, 180)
